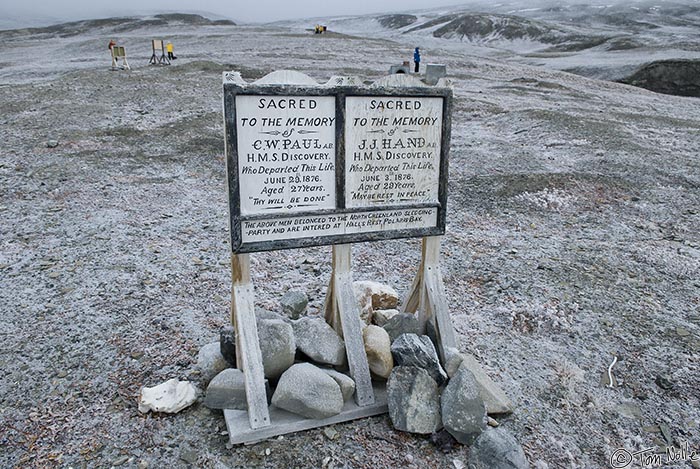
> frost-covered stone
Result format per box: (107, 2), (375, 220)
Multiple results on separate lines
(468, 428), (530, 469)
(280, 290), (308, 319)
(387, 366), (441, 434)
(204, 368), (271, 410)
(196, 342), (229, 385)
(138, 379), (198, 414)
(257, 309), (288, 322)
(444, 347), (464, 378)
(459, 353), (514, 415)
(204, 368), (246, 410)
(363, 325), (393, 379)
(272, 363), (343, 419)
(441, 367), (487, 444)
(391, 333), (447, 386)
(383, 313), (423, 342)
(373, 309), (399, 327)
(292, 316), (346, 366)
(257, 318), (295, 380)
(321, 368), (356, 401)
(219, 326), (236, 367)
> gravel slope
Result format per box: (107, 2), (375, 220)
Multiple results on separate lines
(1, 18), (699, 469)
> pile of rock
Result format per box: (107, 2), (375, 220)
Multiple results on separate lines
(133, 275), (531, 468)
(387, 333), (517, 439)
(192, 283), (399, 418)
(386, 334), (528, 467)
(190, 282), (525, 468)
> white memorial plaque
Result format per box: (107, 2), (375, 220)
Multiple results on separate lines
(236, 95), (336, 216)
(241, 208), (438, 243)
(344, 97), (443, 208)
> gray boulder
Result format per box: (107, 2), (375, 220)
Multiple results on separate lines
(281, 290), (308, 319)
(257, 309), (288, 322)
(272, 363), (344, 419)
(387, 366), (441, 434)
(390, 334), (447, 386)
(468, 428), (530, 469)
(219, 326), (236, 367)
(321, 368), (356, 402)
(196, 342), (229, 385)
(441, 367), (487, 445)
(257, 319), (296, 380)
(292, 316), (346, 366)
(460, 353), (514, 415)
(204, 369), (244, 410)
(444, 346), (464, 378)
(383, 313), (423, 342)
(204, 368), (271, 410)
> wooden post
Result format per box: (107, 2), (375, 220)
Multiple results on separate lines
(402, 236), (457, 362)
(323, 245), (375, 406)
(231, 253), (270, 429)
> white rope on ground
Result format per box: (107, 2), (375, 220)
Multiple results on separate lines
(607, 355), (618, 388)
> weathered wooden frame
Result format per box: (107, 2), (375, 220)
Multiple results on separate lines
(223, 84), (452, 254)
(149, 39), (170, 66)
(110, 46), (130, 70)
(222, 72), (457, 445)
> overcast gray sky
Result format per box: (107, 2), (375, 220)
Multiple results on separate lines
(1, 0), (472, 25)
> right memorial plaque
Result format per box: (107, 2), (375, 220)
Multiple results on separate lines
(344, 96), (444, 208)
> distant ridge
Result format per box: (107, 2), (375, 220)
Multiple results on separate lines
(0, 13), (235, 36)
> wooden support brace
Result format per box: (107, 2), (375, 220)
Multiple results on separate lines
(324, 245), (375, 407)
(401, 236), (457, 362)
(231, 254), (270, 429)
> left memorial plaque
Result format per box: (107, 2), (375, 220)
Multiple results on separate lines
(235, 96), (337, 216)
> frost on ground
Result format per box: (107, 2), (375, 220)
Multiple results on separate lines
(0, 13), (699, 469)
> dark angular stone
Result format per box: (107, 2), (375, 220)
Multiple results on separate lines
(219, 325), (236, 367)
(387, 366), (441, 434)
(441, 367), (486, 445)
(468, 428), (530, 469)
(382, 313), (423, 342)
(390, 333), (448, 386)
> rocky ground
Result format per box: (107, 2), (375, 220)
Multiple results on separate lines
(0, 14), (699, 469)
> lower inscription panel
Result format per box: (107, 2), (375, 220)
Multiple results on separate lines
(241, 207), (438, 244)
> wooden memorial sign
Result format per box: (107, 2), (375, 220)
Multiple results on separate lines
(149, 39), (170, 66)
(113, 46), (126, 58)
(221, 71), (457, 445)
(110, 45), (130, 70)
(223, 78), (451, 253)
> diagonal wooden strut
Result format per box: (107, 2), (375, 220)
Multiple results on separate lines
(231, 253), (270, 429)
(401, 236), (457, 362)
(323, 244), (375, 407)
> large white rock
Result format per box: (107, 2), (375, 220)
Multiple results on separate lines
(138, 379), (198, 414)
(272, 363), (344, 419)
(363, 325), (393, 379)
